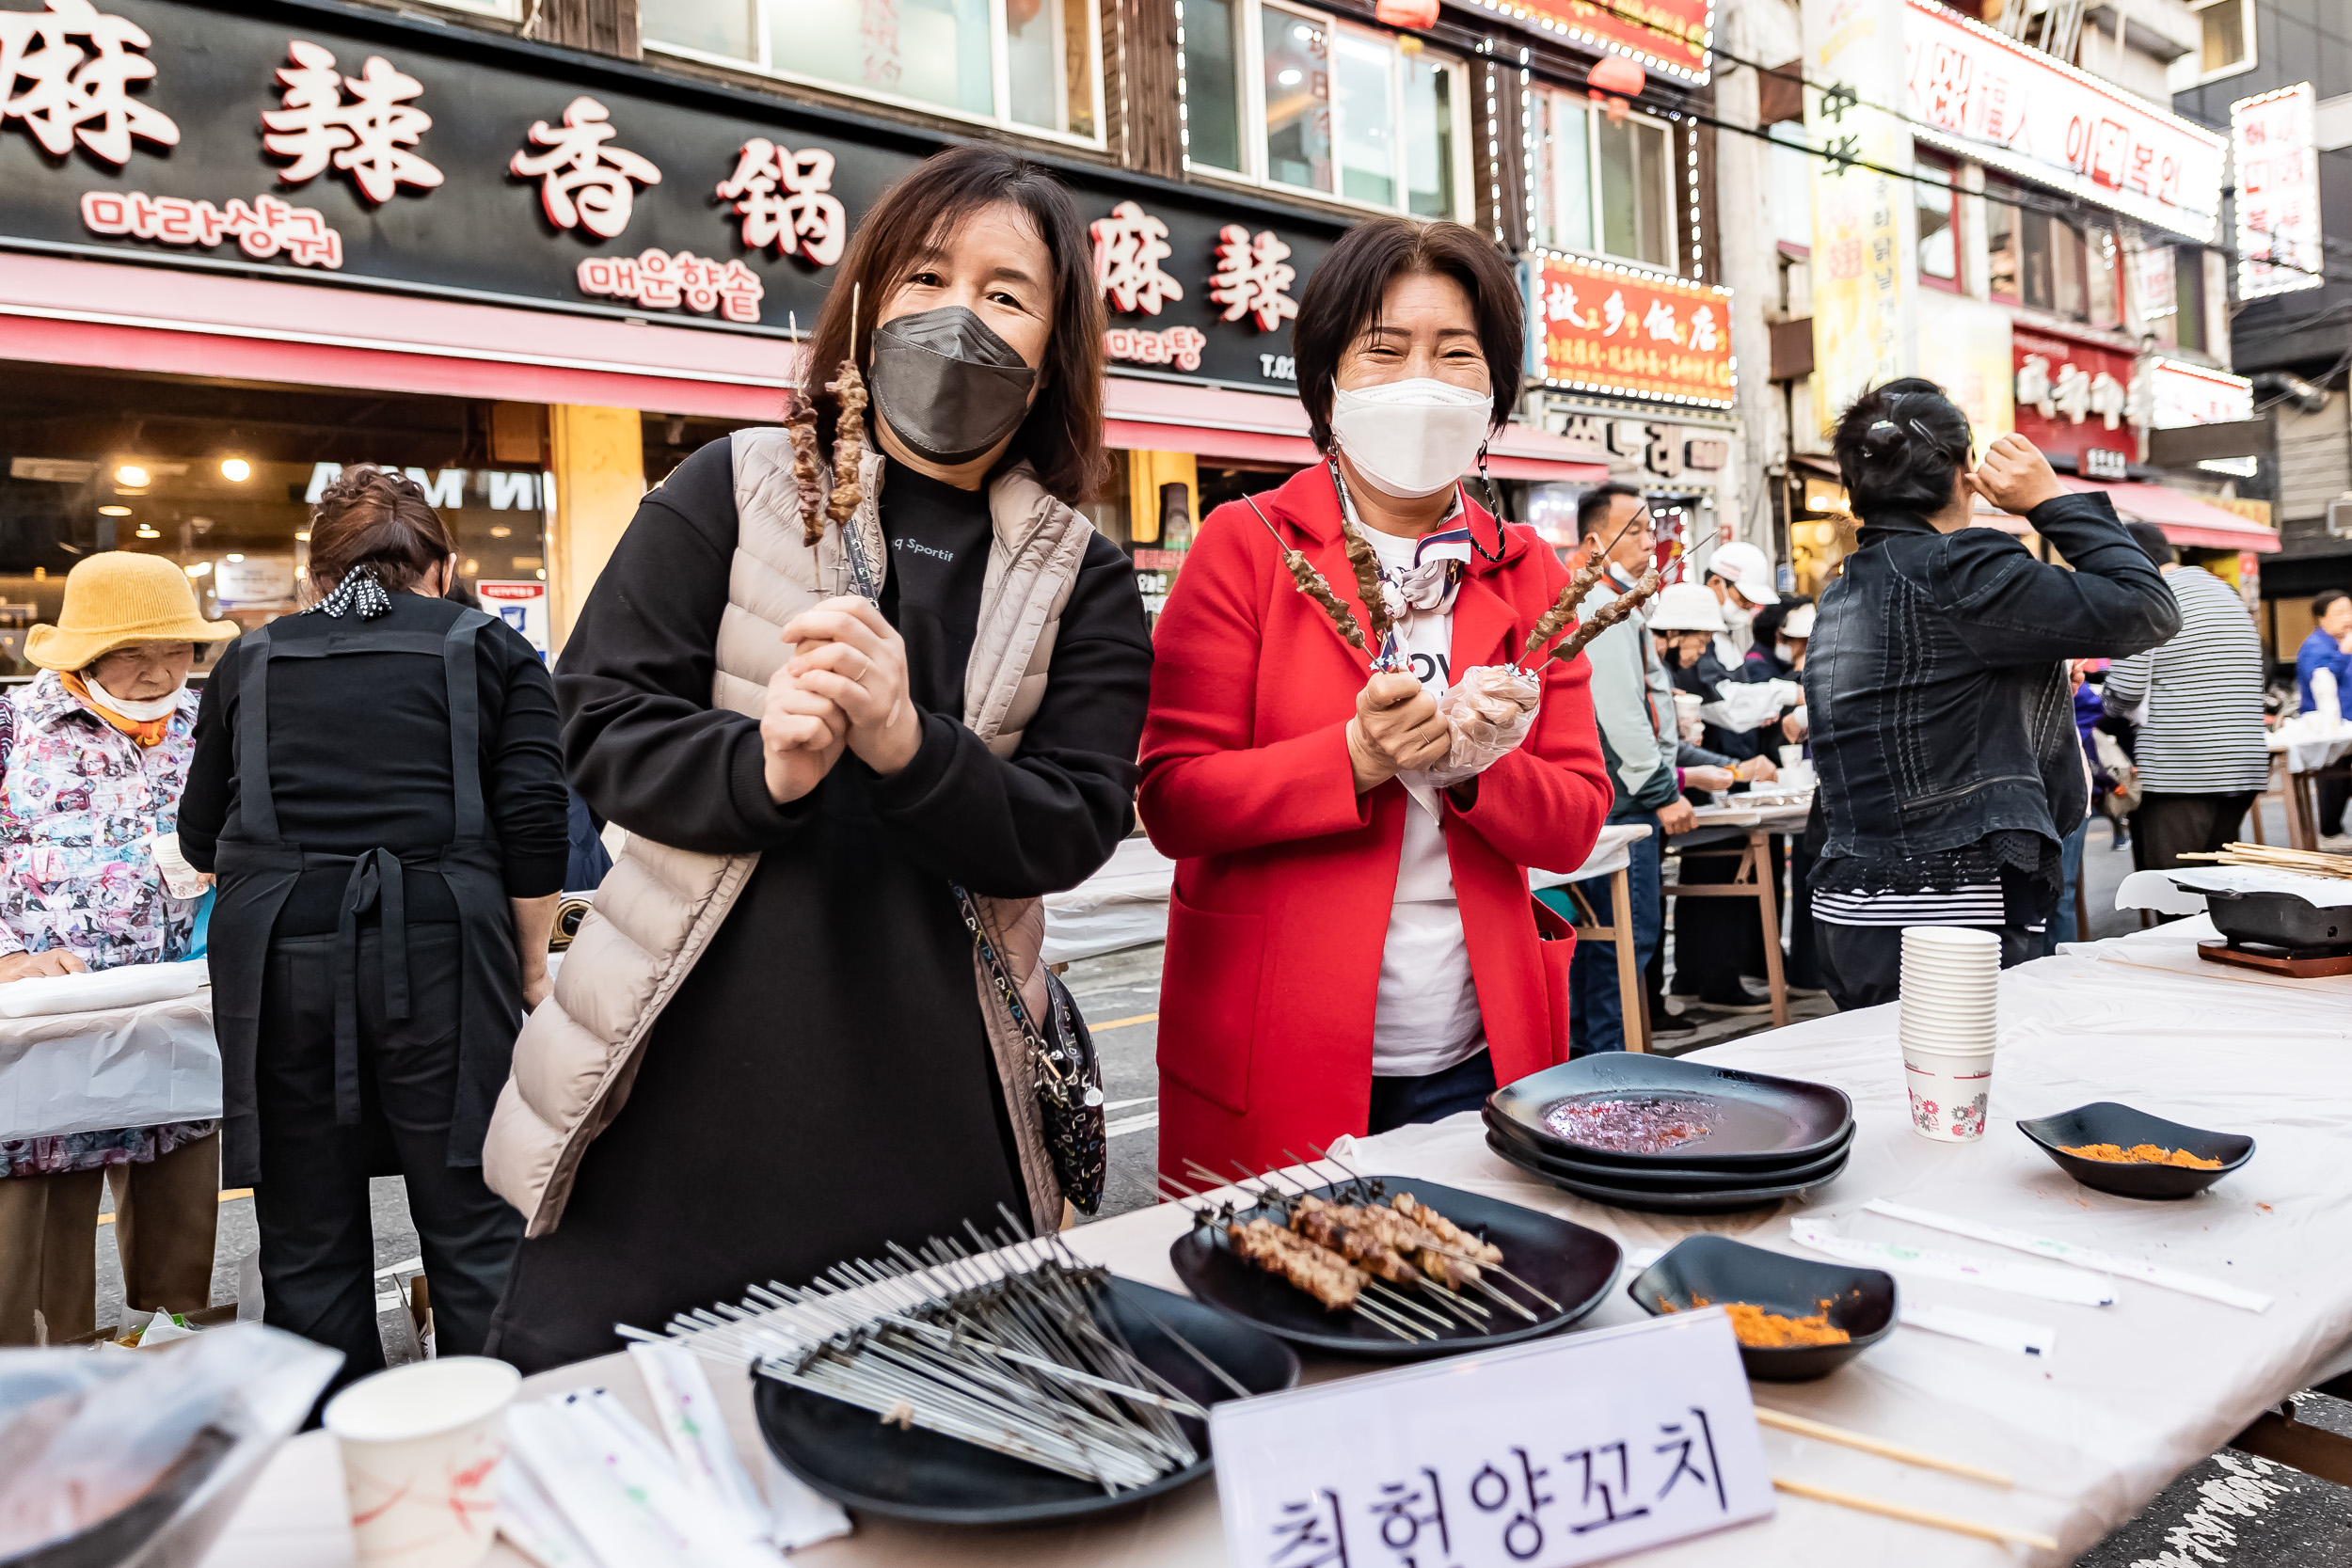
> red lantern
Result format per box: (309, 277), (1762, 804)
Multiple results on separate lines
(1587, 55), (1646, 99)
(1375, 0), (1440, 30)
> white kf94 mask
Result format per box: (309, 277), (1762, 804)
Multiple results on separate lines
(1329, 377), (1494, 499)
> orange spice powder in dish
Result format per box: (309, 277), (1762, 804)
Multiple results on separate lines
(1666, 1295), (1851, 1348)
(2059, 1142), (2223, 1169)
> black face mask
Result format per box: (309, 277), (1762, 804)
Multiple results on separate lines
(867, 306), (1040, 467)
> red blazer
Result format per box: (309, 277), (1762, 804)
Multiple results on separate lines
(1139, 463), (1612, 1184)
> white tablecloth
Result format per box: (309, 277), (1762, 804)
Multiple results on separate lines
(204, 917), (2352, 1568)
(0, 988), (218, 1140)
(2266, 716), (2352, 775)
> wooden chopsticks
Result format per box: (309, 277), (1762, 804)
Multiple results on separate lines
(1759, 1408), (2053, 1549)
(2181, 842), (2352, 879)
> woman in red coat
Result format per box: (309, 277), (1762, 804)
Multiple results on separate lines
(1141, 217), (1612, 1184)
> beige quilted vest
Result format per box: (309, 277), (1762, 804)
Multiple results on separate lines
(484, 426), (1094, 1238)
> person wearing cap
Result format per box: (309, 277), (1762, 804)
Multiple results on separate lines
(1703, 541), (1778, 662)
(0, 552), (238, 1345)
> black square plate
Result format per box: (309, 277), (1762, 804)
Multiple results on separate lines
(753, 1276), (1297, 1525)
(2016, 1102), (2254, 1200)
(1486, 1132), (1850, 1213)
(1488, 1054), (1853, 1170)
(1168, 1177), (1620, 1360)
(1484, 1108), (1853, 1191)
(1627, 1234), (1897, 1381)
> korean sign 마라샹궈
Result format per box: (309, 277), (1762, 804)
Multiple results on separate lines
(0, 0), (1336, 389)
(1526, 251), (1735, 408)
(1903, 0), (2226, 242)
(1213, 1310), (1773, 1568)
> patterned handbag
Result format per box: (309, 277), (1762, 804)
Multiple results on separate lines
(955, 885), (1108, 1215)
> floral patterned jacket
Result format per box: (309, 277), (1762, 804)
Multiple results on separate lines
(0, 672), (212, 1179)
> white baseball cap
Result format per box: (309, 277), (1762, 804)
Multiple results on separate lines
(1706, 540), (1781, 605)
(1781, 603), (1818, 639)
(1648, 581), (1729, 633)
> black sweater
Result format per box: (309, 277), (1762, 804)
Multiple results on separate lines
(179, 594), (570, 930)
(486, 439), (1152, 1372)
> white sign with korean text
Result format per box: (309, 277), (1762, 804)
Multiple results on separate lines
(1212, 1312), (1772, 1568)
(478, 580), (548, 657)
(213, 554), (296, 608)
(2233, 84), (2324, 300)
(2149, 357), (2253, 429)
(1903, 0), (2227, 242)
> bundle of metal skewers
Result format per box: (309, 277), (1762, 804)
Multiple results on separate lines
(624, 1217), (1227, 1494)
(1161, 1148), (1564, 1343)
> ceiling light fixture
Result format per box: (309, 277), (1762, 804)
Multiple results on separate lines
(114, 464), (149, 487)
(185, 561), (213, 578)
(220, 458), (251, 482)
(98, 504), (132, 516)
(135, 525), (161, 539)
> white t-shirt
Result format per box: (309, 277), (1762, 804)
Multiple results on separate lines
(1360, 527), (1485, 1080)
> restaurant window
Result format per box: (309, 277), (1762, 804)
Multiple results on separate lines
(2193, 0), (2254, 79)
(1531, 88), (1675, 270)
(1915, 157), (1958, 288)
(1990, 182), (2093, 322)
(644, 0), (1103, 143)
(1183, 1), (1468, 219)
(2083, 225), (2122, 330)
(2174, 246), (2208, 353)
(1986, 185), (2020, 300)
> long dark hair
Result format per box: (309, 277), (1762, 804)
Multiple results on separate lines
(1832, 377), (1973, 519)
(1291, 216), (1523, 452)
(804, 145), (1106, 499)
(307, 465), (452, 595)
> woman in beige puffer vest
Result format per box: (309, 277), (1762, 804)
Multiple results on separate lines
(481, 147), (1152, 1373)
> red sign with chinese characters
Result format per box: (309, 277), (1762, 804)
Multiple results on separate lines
(1510, 0), (1712, 82)
(2010, 329), (2137, 464)
(1527, 251), (1735, 408)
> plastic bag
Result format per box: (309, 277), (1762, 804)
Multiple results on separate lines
(0, 1323), (340, 1566)
(1431, 665), (1542, 781)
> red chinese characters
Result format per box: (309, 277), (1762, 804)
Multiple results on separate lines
(1091, 200), (1184, 316)
(1207, 225), (1298, 331)
(81, 188), (342, 267)
(579, 248), (764, 324)
(0, 0), (179, 165)
(262, 40), (442, 204)
(1528, 251), (1734, 406)
(716, 139), (845, 266)
(510, 97), (661, 239)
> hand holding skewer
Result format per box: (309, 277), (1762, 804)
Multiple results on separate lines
(1349, 672), (1450, 793)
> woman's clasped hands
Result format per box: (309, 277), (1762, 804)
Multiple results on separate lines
(762, 596), (924, 804)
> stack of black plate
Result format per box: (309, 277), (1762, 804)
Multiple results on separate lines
(1483, 1054), (1855, 1213)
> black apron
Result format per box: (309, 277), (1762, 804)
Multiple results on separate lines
(208, 610), (525, 1189)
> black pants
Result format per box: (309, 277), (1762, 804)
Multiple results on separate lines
(1670, 835), (1784, 1006)
(253, 922), (522, 1395)
(2316, 772), (2348, 838)
(2129, 791), (2258, 874)
(1367, 1050), (1496, 1134)
(1817, 923), (2040, 1011)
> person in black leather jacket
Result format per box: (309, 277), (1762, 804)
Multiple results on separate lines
(1804, 379), (2181, 1008)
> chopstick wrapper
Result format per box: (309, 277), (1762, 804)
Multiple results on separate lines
(629, 1342), (851, 1550)
(1863, 1199), (2273, 1313)
(1898, 1301), (2058, 1359)
(1789, 1219), (2119, 1307)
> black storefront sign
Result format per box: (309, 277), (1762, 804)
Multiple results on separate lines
(0, 0), (1339, 389)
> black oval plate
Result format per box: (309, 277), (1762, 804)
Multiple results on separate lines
(1168, 1176), (1620, 1360)
(753, 1276), (1297, 1526)
(1484, 1108), (1854, 1192)
(2016, 1101), (2254, 1200)
(1486, 1132), (1850, 1213)
(1488, 1053), (1853, 1170)
(1627, 1234), (1897, 1382)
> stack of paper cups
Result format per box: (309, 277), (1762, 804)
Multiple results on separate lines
(1899, 927), (1999, 1143)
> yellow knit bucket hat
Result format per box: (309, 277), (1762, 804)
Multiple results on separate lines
(26, 552), (241, 672)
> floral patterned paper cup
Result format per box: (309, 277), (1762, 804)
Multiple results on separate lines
(325, 1356), (520, 1568)
(1901, 1042), (1997, 1143)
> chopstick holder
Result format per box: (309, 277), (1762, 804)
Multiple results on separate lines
(1789, 1218), (2118, 1307)
(1863, 1198), (2274, 1313)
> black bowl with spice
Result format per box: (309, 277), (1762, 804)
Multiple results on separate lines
(1489, 1054), (1853, 1171)
(2016, 1102), (2254, 1200)
(1628, 1235), (1897, 1382)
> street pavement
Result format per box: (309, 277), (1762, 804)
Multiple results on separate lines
(85, 803), (2351, 1562)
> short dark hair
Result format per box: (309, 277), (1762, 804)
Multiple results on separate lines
(2315, 589), (2349, 619)
(1292, 216), (1523, 451)
(806, 145), (1106, 499)
(1577, 481), (1645, 539)
(2124, 522), (2176, 565)
(1833, 377), (1974, 519)
(308, 466), (453, 596)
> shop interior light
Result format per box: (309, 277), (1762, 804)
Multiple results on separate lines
(134, 525), (161, 539)
(226, 552), (246, 562)
(220, 458), (251, 482)
(294, 531), (310, 543)
(185, 561), (213, 578)
(98, 504), (132, 516)
(489, 525), (513, 538)
(114, 464), (150, 487)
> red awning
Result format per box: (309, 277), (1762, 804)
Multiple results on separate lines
(2061, 477), (2280, 553)
(0, 251), (797, 420)
(1103, 374), (1610, 480)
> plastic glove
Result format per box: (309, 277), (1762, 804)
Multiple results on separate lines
(1421, 665), (1541, 786)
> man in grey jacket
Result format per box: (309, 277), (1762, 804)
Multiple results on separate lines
(1559, 485), (1734, 1052)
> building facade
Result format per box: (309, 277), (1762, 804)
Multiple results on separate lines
(0, 0), (1734, 654)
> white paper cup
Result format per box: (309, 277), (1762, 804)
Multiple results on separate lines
(1902, 926), (2001, 956)
(326, 1357), (520, 1568)
(1901, 1043), (1997, 1142)
(1778, 744), (1804, 771)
